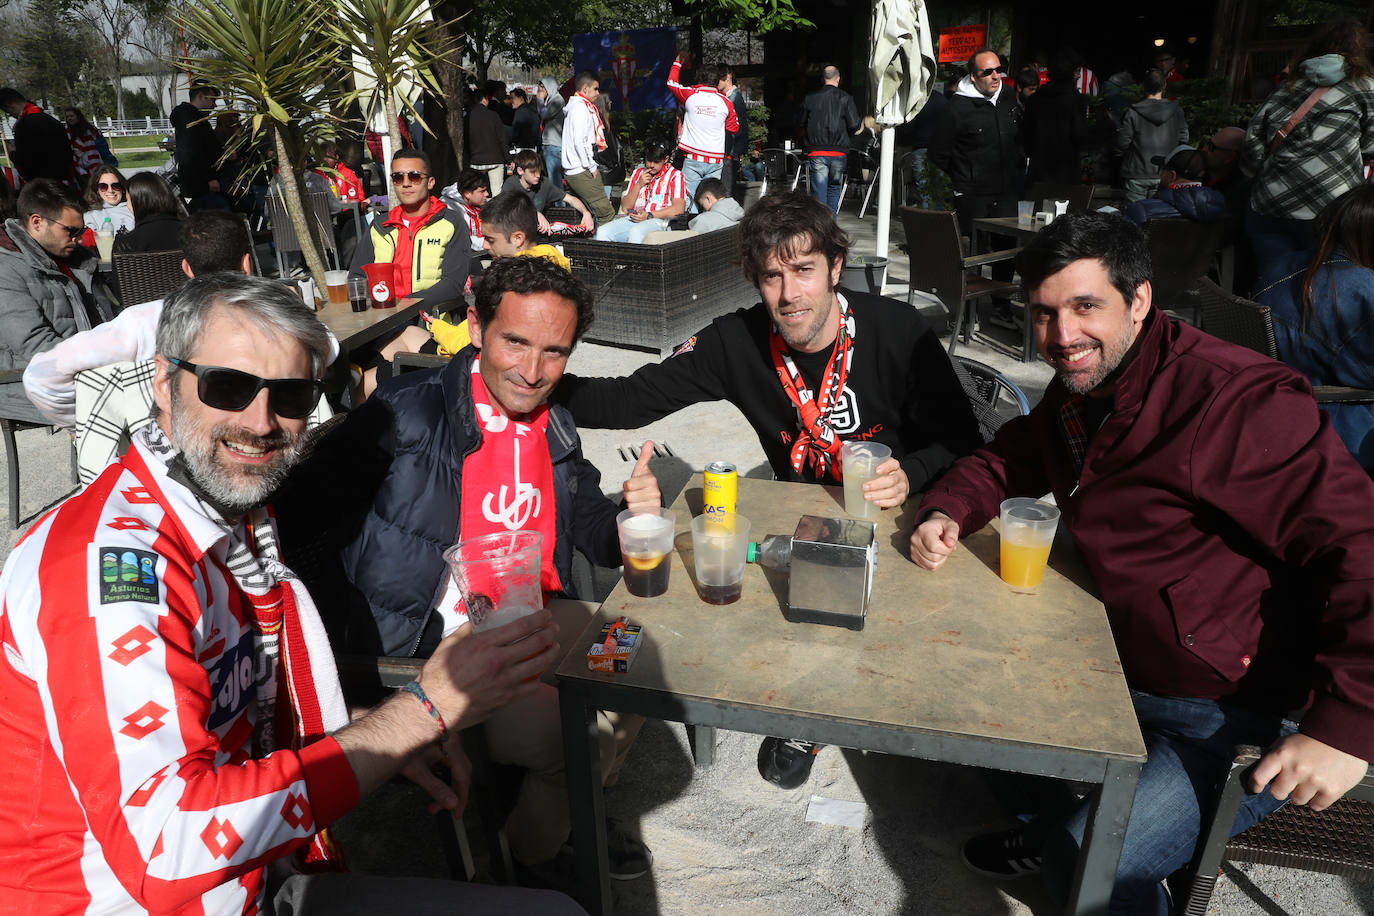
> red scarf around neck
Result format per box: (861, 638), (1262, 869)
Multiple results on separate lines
(382, 194), (446, 299)
(770, 293), (855, 481)
(458, 357), (561, 601)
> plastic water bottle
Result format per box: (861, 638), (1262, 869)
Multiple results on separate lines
(747, 534), (792, 570)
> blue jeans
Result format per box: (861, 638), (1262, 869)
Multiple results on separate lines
(594, 215), (669, 243)
(1037, 691), (1296, 916)
(680, 157), (720, 211)
(543, 145), (563, 190)
(809, 155), (846, 214)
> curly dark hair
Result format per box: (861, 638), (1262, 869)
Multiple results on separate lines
(737, 190), (850, 284)
(1016, 210), (1152, 306)
(472, 255), (595, 344)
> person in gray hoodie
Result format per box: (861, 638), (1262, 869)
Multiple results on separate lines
(1116, 68), (1189, 202)
(687, 178), (744, 232)
(539, 76), (566, 190)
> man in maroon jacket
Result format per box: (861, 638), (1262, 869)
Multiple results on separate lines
(910, 211), (1374, 912)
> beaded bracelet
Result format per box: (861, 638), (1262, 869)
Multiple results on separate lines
(401, 680), (448, 745)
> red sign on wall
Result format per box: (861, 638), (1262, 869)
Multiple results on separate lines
(938, 25), (988, 64)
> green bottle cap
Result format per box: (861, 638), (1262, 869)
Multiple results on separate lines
(747, 541), (758, 563)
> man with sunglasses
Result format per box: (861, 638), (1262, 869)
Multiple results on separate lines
(0, 273), (583, 914)
(0, 178), (113, 382)
(930, 47), (1024, 242)
(349, 147), (470, 317)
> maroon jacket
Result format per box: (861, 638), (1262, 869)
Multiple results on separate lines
(920, 310), (1374, 761)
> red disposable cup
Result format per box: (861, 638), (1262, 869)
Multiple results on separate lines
(361, 262), (396, 308)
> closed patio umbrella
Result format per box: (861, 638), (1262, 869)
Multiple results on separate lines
(868, 0), (935, 289)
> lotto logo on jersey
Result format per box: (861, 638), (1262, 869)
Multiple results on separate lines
(206, 631), (257, 730)
(98, 547), (159, 605)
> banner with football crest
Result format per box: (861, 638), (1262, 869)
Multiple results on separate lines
(572, 28), (678, 112)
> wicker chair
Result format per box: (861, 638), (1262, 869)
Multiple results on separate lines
(560, 226), (756, 354)
(112, 249), (188, 307)
(1182, 745), (1374, 914)
(898, 206), (1026, 360)
(1144, 218), (1227, 316)
(951, 356), (1030, 443)
(266, 190), (339, 277)
(1192, 278), (1278, 358)
(0, 371), (77, 528)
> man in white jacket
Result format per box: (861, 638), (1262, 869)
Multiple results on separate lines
(561, 70), (616, 225)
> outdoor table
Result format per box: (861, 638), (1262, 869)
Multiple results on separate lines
(557, 474), (1146, 915)
(972, 215), (1044, 254)
(315, 294), (424, 358)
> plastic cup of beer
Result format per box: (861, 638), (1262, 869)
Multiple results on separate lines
(617, 508), (675, 598)
(690, 512), (750, 605)
(347, 276), (369, 312)
(841, 441), (891, 521)
(96, 231), (116, 262)
(999, 498), (1060, 591)
(442, 531), (543, 632)
(324, 269), (349, 306)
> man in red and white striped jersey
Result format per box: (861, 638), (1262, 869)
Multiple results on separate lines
(0, 273), (580, 915)
(594, 143), (687, 243)
(667, 56), (738, 205)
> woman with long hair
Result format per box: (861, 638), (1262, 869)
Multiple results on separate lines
(112, 172), (186, 255)
(1255, 183), (1374, 470)
(64, 108), (115, 181)
(1242, 18), (1374, 279)
(81, 166), (134, 233)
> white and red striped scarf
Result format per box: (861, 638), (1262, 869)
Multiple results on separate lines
(570, 93), (607, 151)
(770, 293), (855, 481)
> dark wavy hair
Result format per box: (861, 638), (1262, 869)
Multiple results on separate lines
(737, 190), (850, 285)
(1299, 184), (1374, 330)
(1016, 210), (1152, 305)
(82, 165), (128, 210)
(472, 255), (594, 343)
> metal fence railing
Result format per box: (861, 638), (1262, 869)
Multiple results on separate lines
(99, 118), (172, 137)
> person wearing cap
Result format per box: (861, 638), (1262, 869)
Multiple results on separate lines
(1124, 144), (1225, 226)
(1116, 68), (1189, 202)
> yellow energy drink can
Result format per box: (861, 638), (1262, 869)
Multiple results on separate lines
(703, 462), (738, 521)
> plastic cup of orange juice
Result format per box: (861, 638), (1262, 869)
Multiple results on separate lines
(999, 498), (1060, 591)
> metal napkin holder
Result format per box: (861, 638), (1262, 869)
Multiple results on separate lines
(785, 514), (877, 631)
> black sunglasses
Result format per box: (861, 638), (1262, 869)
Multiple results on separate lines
(167, 358), (323, 419)
(390, 170), (429, 184)
(974, 66), (1006, 78)
(98, 181), (123, 191)
(43, 215), (84, 239)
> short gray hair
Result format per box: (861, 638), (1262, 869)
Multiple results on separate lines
(157, 273), (332, 378)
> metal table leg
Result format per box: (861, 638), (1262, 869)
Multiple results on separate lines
(688, 724), (716, 767)
(558, 679), (611, 914)
(1067, 757), (1142, 915)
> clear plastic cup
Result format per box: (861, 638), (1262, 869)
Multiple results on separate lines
(999, 498), (1061, 591)
(617, 508), (675, 598)
(1017, 200), (1034, 224)
(690, 512), (750, 605)
(841, 441), (892, 520)
(442, 531), (543, 632)
(325, 269), (349, 305)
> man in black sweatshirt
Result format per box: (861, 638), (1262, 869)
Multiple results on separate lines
(556, 190), (982, 789)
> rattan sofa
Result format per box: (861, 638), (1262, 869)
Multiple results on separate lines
(558, 226), (756, 354)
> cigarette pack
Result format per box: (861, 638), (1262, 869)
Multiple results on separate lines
(586, 619), (644, 673)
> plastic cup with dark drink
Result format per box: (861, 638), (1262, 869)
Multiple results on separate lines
(690, 511), (750, 605)
(348, 276), (368, 312)
(617, 508), (675, 598)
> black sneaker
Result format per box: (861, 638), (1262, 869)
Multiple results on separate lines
(961, 827), (1043, 880)
(757, 736), (823, 789)
(986, 304), (1023, 331)
(605, 817), (652, 880)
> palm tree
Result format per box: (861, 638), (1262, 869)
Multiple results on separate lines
(179, 0), (346, 296)
(331, 0), (458, 201)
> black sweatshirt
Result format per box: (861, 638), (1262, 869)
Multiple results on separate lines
(556, 290), (983, 493)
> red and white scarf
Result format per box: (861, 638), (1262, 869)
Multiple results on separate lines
(457, 357), (561, 605)
(571, 93), (607, 151)
(771, 293), (855, 481)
